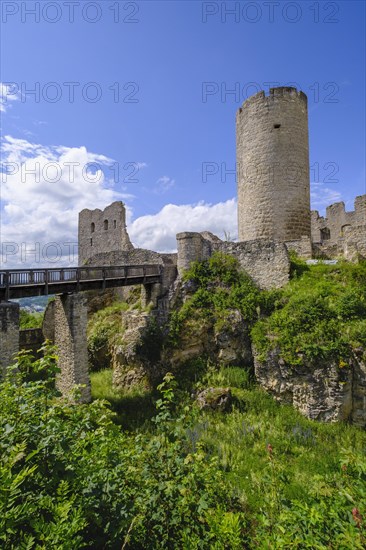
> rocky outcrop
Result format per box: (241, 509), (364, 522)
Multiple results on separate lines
(168, 308), (252, 370)
(254, 348), (366, 427)
(165, 273), (254, 373)
(214, 310), (252, 366)
(112, 312), (163, 390)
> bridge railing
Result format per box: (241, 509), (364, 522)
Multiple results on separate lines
(0, 264), (161, 289)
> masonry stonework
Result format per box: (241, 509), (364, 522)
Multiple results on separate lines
(311, 195), (366, 259)
(54, 293), (91, 402)
(0, 301), (19, 375)
(176, 232), (290, 290)
(237, 87), (311, 243)
(79, 201), (133, 266)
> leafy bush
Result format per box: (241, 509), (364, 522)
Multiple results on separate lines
(252, 261), (366, 365)
(87, 301), (129, 370)
(0, 351), (246, 548)
(19, 309), (43, 329)
(169, 252), (275, 349)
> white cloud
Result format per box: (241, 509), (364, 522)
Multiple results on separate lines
(310, 182), (342, 212)
(129, 199), (237, 252)
(154, 175), (175, 194)
(0, 83), (20, 113)
(0, 136), (238, 266)
(1, 136), (348, 270)
(0, 135), (133, 267)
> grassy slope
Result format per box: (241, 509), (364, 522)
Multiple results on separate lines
(89, 256), (366, 546)
(91, 364), (366, 547)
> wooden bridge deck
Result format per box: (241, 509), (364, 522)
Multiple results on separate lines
(0, 264), (161, 300)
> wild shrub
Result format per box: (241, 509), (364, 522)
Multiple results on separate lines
(252, 260), (366, 365)
(19, 309), (43, 329)
(0, 351), (246, 548)
(169, 252), (274, 349)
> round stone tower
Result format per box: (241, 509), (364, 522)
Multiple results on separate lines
(236, 87), (311, 242)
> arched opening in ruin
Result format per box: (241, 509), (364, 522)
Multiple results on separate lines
(91, 222), (95, 233)
(104, 220), (109, 230)
(341, 224), (351, 236)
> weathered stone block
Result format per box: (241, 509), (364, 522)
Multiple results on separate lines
(54, 293), (91, 403)
(0, 301), (19, 375)
(254, 347), (366, 427)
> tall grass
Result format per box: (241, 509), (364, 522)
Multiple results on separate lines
(90, 369), (155, 430)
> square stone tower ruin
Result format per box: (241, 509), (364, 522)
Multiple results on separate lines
(236, 87), (311, 242)
(78, 201), (133, 265)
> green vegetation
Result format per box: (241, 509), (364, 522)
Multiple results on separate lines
(90, 369), (155, 430)
(87, 301), (129, 370)
(169, 252), (276, 347)
(19, 309), (44, 329)
(252, 258), (366, 365)
(2, 255), (366, 547)
(198, 366), (366, 548)
(1, 348), (365, 548)
(0, 350), (245, 549)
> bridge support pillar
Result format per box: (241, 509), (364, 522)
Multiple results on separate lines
(0, 301), (19, 375)
(141, 283), (161, 309)
(54, 293), (91, 403)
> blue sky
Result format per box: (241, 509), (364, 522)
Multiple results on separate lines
(0, 0), (365, 266)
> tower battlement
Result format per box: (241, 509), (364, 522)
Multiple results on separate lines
(237, 87), (308, 114)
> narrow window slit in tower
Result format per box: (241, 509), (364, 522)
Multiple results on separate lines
(90, 238), (93, 246)
(274, 124), (281, 129)
(114, 220), (117, 229)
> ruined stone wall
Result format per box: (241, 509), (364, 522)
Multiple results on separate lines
(79, 201), (133, 265)
(85, 248), (177, 268)
(311, 195), (366, 243)
(237, 87), (311, 242)
(284, 236), (313, 259)
(177, 232), (289, 289)
(0, 301), (19, 374)
(54, 293), (91, 402)
(311, 195), (366, 259)
(343, 225), (366, 260)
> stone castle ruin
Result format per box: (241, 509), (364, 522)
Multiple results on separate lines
(78, 201), (133, 265)
(79, 87), (364, 287)
(73, 87), (365, 424)
(237, 87), (311, 243)
(311, 195), (366, 260)
(1, 87), (365, 424)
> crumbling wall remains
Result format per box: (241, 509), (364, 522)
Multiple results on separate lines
(177, 232), (290, 290)
(0, 301), (19, 375)
(79, 202), (133, 265)
(311, 195), (366, 259)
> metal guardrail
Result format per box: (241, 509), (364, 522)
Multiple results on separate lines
(0, 264), (161, 298)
